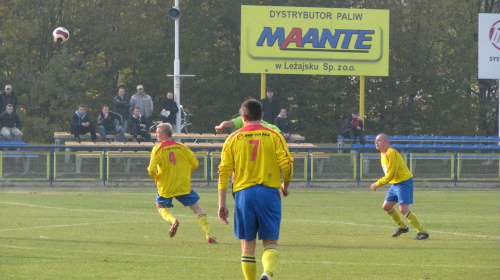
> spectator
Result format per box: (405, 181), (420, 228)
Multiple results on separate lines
(129, 107), (151, 142)
(70, 104), (97, 143)
(260, 88), (280, 124)
(113, 87), (130, 133)
(97, 105), (125, 142)
(218, 99), (293, 280)
(0, 85), (18, 113)
(130, 85), (153, 122)
(160, 91), (179, 129)
(0, 104), (23, 141)
(274, 108), (293, 142)
(342, 109), (366, 145)
(148, 123), (217, 243)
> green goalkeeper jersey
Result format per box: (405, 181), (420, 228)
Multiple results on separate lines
(230, 116), (281, 132)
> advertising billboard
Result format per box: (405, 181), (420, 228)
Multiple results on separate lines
(241, 5), (389, 76)
(478, 13), (500, 79)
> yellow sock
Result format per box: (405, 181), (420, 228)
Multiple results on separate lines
(197, 214), (211, 238)
(387, 208), (407, 229)
(262, 245), (279, 277)
(241, 254), (256, 280)
(158, 208), (176, 224)
(406, 211), (426, 233)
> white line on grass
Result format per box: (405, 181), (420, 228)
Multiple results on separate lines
(1, 244), (498, 270)
(295, 219), (500, 239)
(2, 201), (499, 239)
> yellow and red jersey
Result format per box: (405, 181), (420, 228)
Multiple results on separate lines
(218, 124), (293, 192)
(148, 140), (199, 198)
(375, 146), (413, 187)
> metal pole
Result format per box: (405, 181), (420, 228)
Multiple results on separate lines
(174, 0), (181, 133)
(261, 73), (266, 99)
(360, 76), (365, 126)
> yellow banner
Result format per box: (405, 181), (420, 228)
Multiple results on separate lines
(241, 5), (389, 76)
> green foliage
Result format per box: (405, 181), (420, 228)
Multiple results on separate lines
(0, 0), (499, 143)
(0, 187), (499, 279)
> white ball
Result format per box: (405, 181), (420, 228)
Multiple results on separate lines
(52, 27), (70, 43)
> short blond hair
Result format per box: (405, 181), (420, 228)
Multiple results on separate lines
(157, 123), (173, 138)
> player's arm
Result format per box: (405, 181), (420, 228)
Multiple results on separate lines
(218, 188), (229, 225)
(281, 181), (290, 197)
(275, 134), (294, 182)
(375, 150), (397, 187)
(218, 140), (234, 190)
(147, 146), (160, 181)
(184, 146), (200, 172)
(215, 120), (235, 133)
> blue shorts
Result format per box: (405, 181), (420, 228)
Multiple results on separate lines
(234, 184), (281, 241)
(156, 190), (200, 208)
(385, 178), (414, 205)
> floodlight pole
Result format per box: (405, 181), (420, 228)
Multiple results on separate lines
(173, 0), (181, 133)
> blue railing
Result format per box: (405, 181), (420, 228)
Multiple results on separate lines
(1, 144), (499, 186)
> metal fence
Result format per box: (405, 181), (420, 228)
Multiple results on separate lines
(1, 145), (499, 185)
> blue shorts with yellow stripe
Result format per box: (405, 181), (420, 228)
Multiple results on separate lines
(234, 184), (281, 241)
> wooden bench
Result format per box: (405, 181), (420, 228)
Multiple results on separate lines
(54, 132), (235, 146)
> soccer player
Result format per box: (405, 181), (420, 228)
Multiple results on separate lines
(370, 133), (429, 240)
(148, 123), (217, 243)
(214, 111), (281, 133)
(218, 99), (294, 280)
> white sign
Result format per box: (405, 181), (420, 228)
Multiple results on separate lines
(478, 13), (500, 79)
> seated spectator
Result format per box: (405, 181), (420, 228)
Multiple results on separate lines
(70, 104), (97, 143)
(0, 104), (23, 141)
(274, 108), (293, 142)
(113, 87), (130, 133)
(342, 109), (365, 145)
(129, 107), (151, 142)
(98, 105), (125, 142)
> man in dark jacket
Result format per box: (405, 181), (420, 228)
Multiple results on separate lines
(0, 85), (18, 113)
(161, 91), (179, 128)
(129, 107), (151, 142)
(342, 109), (366, 145)
(70, 104), (97, 142)
(0, 104), (23, 141)
(274, 108), (293, 142)
(97, 105), (125, 142)
(261, 88), (280, 124)
(113, 87), (130, 132)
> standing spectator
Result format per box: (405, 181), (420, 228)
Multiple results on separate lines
(97, 106), (125, 142)
(0, 104), (23, 141)
(260, 88), (280, 124)
(1, 85), (18, 113)
(113, 87), (130, 133)
(160, 91), (179, 129)
(148, 123), (217, 243)
(218, 99), (293, 280)
(129, 107), (151, 142)
(342, 109), (366, 145)
(274, 108), (293, 142)
(130, 85), (153, 122)
(70, 104), (97, 143)
(370, 134), (429, 240)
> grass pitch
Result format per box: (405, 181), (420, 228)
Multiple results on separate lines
(0, 186), (499, 279)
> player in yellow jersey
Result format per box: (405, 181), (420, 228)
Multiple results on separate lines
(370, 134), (429, 240)
(218, 99), (294, 280)
(148, 123), (217, 243)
